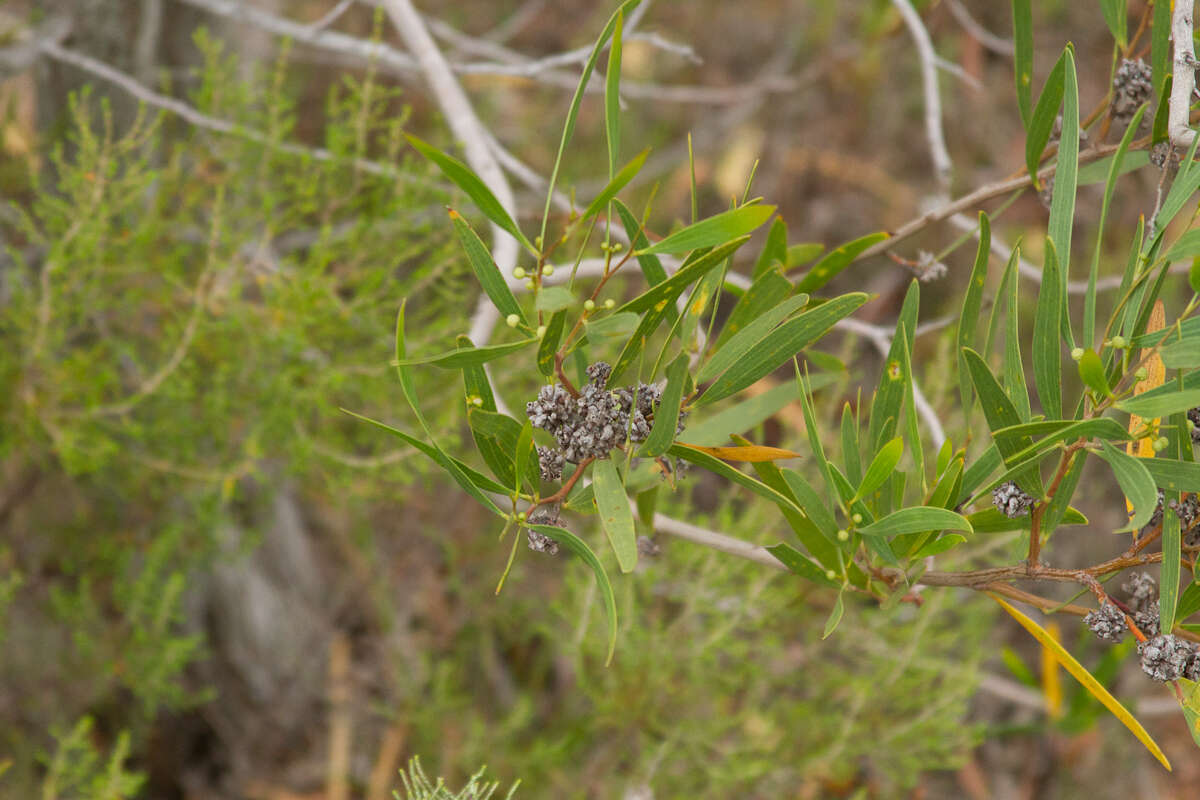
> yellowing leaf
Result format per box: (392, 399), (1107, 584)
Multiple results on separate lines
(1126, 301), (1165, 520)
(1041, 621), (1063, 718)
(990, 593), (1171, 771)
(675, 442), (802, 462)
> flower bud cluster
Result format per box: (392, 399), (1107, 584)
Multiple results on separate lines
(1112, 58), (1153, 124)
(525, 361), (686, 466)
(992, 481), (1034, 518)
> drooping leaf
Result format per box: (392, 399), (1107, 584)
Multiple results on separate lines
(990, 594), (1171, 770)
(529, 523), (619, 663)
(394, 338), (536, 369)
(449, 210), (527, 325)
(1096, 440), (1159, 533)
(408, 136), (534, 252)
(767, 542), (840, 587)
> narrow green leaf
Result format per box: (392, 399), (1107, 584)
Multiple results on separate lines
(841, 403), (863, 486)
(711, 267), (797, 351)
(580, 150), (648, 223)
(896, 324), (925, 490)
(407, 135), (534, 253)
(1078, 348), (1113, 397)
(868, 281), (919, 450)
(1161, 338), (1200, 369)
(767, 543), (839, 587)
(538, 311), (567, 376)
(1151, 0), (1171, 101)
(535, 286), (575, 313)
(1191, 260), (1200, 294)
(793, 231), (889, 295)
(1140, 457), (1200, 493)
(697, 292), (869, 406)
(450, 211), (526, 324)
(639, 354), (688, 457)
(958, 212), (990, 414)
(539, 0), (642, 244)
(1100, 0), (1127, 47)
(1096, 440), (1159, 532)
(1033, 240), (1064, 418)
(637, 205), (775, 255)
(617, 236), (749, 315)
(529, 523), (619, 663)
(395, 338), (535, 369)
(857, 506), (972, 539)
(787, 243), (824, 269)
(592, 458), (638, 573)
(614, 199), (670, 287)
(750, 460), (840, 569)
(1163, 505), (1182, 634)
(585, 312), (639, 341)
(822, 591), (845, 639)
(1000, 247), (1032, 420)
(1048, 48), (1079, 299)
(910, 534), (968, 560)
(604, 11), (623, 177)
(342, 409), (506, 513)
(1012, 0), (1034, 127)
(1178, 581), (1200, 621)
(856, 437), (903, 502)
(1118, 389), (1200, 419)
(753, 216), (788, 279)
(685, 378), (832, 446)
(515, 421), (534, 494)
(968, 506), (1088, 533)
(698, 293), (810, 383)
(1026, 50), (1066, 187)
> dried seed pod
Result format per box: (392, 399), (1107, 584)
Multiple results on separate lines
(1139, 634), (1196, 682)
(1083, 601), (1126, 642)
(992, 481), (1034, 518)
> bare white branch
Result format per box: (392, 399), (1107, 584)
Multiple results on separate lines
(891, 0), (952, 192)
(945, 0), (1014, 56)
(1171, 0), (1198, 148)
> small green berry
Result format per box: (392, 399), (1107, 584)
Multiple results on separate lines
(1153, 436), (1169, 452)
(584, 299), (596, 311)
(604, 298), (616, 309)
(525, 279), (536, 290)
(542, 264), (554, 277)
(825, 569), (837, 580)
(1070, 347), (1084, 361)
(1111, 335), (1128, 349)
(836, 529), (849, 542)
(516, 511), (527, 522)
(536, 325), (547, 338)
(1135, 367), (1149, 381)
(610, 242), (623, 252)
(851, 513), (863, 524)
(513, 267), (526, 279)
(505, 314), (520, 328)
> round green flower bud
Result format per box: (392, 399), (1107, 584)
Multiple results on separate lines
(1153, 436), (1169, 452)
(516, 511), (527, 522)
(1070, 347), (1084, 361)
(1135, 367), (1149, 381)
(542, 264), (554, 277)
(825, 569), (837, 580)
(505, 314), (520, 328)
(525, 279), (536, 290)
(851, 513), (863, 524)
(584, 299), (596, 311)
(536, 325), (547, 338)
(610, 242), (623, 252)
(512, 267), (526, 279)
(836, 529), (849, 542)
(1111, 335), (1127, 349)
(604, 298), (616, 309)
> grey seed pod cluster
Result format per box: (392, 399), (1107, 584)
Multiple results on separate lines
(537, 446), (564, 482)
(1150, 140), (1181, 170)
(1190, 407), (1200, 443)
(1112, 58), (1153, 124)
(1084, 601), (1126, 642)
(1138, 634), (1197, 682)
(526, 362), (687, 468)
(1135, 607), (1161, 637)
(992, 481), (1035, 518)
(1124, 571), (1157, 609)
(915, 250), (948, 283)
(525, 505), (561, 555)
